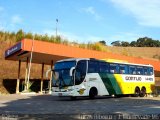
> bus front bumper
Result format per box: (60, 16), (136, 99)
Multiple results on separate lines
(51, 91), (74, 96)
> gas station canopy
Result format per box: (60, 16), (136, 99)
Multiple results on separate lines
(4, 39), (160, 93)
(5, 39), (160, 73)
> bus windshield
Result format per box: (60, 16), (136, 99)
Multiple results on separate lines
(52, 61), (76, 87)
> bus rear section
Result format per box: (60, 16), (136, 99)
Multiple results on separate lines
(94, 60), (155, 97)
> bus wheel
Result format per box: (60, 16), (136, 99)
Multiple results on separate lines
(89, 87), (98, 99)
(140, 87), (146, 97)
(134, 87), (140, 97)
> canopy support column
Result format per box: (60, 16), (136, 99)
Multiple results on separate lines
(24, 57), (29, 91)
(40, 63), (44, 93)
(16, 60), (21, 94)
(49, 60), (53, 94)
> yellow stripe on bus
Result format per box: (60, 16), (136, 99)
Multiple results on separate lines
(113, 74), (154, 94)
(101, 59), (128, 63)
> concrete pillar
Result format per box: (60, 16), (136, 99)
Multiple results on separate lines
(16, 60), (21, 94)
(24, 57), (29, 91)
(40, 63), (44, 93)
(49, 60), (53, 94)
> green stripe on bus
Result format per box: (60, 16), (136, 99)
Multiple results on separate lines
(99, 73), (122, 95)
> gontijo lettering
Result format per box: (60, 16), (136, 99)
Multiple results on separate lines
(125, 76), (142, 81)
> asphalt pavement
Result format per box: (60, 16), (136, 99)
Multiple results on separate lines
(0, 94), (160, 120)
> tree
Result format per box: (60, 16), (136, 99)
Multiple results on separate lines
(99, 40), (106, 46)
(55, 35), (62, 43)
(16, 29), (25, 41)
(42, 34), (49, 41)
(121, 41), (130, 47)
(25, 32), (33, 39)
(136, 37), (156, 47)
(130, 41), (137, 47)
(111, 41), (121, 46)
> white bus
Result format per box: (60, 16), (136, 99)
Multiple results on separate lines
(50, 58), (155, 99)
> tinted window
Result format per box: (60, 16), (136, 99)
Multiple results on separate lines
(54, 61), (76, 70)
(88, 61), (99, 73)
(119, 64), (128, 74)
(144, 67), (153, 75)
(129, 66), (136, 75)
(144, 67), (148, 75)
(136, 66), (144, 75)
(99, 62), (109, 73)
(110, 63), (118, 74)
(75, 60), (87, 85)
(148, 67), (153, 75)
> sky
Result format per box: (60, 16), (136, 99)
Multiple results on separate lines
(0, 0), (160, 45)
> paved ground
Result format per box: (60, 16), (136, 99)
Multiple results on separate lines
(0, 94), (160, 119)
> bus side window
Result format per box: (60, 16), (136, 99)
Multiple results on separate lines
(99, 62), (109, 73)
(144, 67), (148, 75)
(136, 66), (144, 75)
(129, 65), (136, 75)
(144, 67), (153, 75)
(133, 71), (136, 75)
(109, 63), (118, 74)
(149, 67), (153, 75)
(88, 61), (99, 73)
(119, 64), (128, 74)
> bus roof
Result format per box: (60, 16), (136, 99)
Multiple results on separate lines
(56, 58), (153, 67)
(104, 60), (153, 67)
(57, 58), (90, 63)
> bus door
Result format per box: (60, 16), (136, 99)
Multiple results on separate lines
(74, 60), (87, 96)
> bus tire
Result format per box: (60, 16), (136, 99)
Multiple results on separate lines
(140, 87), (146, 97)
(89, 87), (98, 99)
(134, 87), (140, 97)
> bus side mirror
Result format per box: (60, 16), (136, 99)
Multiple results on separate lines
(46, 69), (52, 78)
(70, 67), (75, 76)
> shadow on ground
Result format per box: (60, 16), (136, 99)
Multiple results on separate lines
(0, 94), (160, 120)
(3, 79), (49, 94)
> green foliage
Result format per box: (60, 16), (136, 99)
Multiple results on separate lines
(91, 43), (102, 51)
(55, 36), (61, 43)
(0, 29), (64, 44)
(16, 29), (25, 42)
(3, 29), (160, 53)
(130, 41), (137, 47)
(79, 43), (86, 49)
(25, 32), (33, 39)
(62, 39), (69, 45)
(111, 41), (121, 46)
(86, 42), (107, 52)
(0, 29), (111, 53)
(121, 41), (130, 47)
(98, 40), (106, 46)
(0, 29), (108, 52)
(111, 37), (160, 47)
